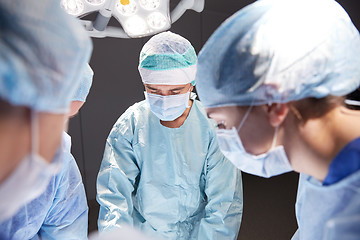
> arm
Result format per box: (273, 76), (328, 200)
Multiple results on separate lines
(39, 153), (88, 240)
(97, 127), (140, 232)
(197, 133), (243, 240)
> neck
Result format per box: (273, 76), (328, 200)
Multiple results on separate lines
(161, 99), (193, 128)
(283, 106), (360, 181)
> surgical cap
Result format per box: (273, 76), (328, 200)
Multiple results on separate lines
(138, 31), (197, 85)
(0, 0), (92, 114)
(72, 64), (94, 102)
(196, 0), (360, 108)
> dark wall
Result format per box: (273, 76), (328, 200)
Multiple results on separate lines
(68, 1), (359, 238)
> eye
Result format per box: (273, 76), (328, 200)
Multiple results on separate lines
(170, 91), (181, 95)
(147, 88), (158, 94)
(216, 121), (227, 129)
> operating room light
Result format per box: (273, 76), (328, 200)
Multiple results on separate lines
(147, 12), (167, 29)
(61, 0), (85, 16)
(139, 0), (160, 10)
(60, 0), (205, 38)
(125, 16), (147, 36)
(116, 0), (137, 16)
(86, 0), (106, 5)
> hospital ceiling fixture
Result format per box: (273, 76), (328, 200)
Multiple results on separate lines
(60, 0), (205, 38)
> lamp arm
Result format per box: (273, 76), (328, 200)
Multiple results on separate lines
(170, 0), (205, 24)
(81, 20), (130, 38)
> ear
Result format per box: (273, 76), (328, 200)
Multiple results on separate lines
(267, 103), (289, 127)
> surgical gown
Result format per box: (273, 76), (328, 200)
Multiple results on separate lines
(293, 138), (360, 240)
(0, 132), (88, 240)
(97, 94), (243, 240)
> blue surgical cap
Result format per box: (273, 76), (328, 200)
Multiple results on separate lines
(0, 0), (92, 114)
(72, 64), (94, 102)
(196, 0), (360, 108)
(138, 31), (197, 85)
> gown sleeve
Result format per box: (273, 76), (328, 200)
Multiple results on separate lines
(39, 153), (88, 240)
(97, 123), (140, 232)
(197, 131), (243, 240)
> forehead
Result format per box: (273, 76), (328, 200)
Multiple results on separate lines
(144, 83), (189, 90)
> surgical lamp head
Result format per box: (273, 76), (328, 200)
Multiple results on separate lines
(60, 0), (204, 38)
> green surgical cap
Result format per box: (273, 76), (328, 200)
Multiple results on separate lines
(138, 31), (197, 85)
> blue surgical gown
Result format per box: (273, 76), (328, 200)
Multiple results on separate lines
(0, 132), (88, 240)
(293, 138), (360, 240)
(97, 94), (243, 240)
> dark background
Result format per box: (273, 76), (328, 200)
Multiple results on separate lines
(68, 1), (360, 239)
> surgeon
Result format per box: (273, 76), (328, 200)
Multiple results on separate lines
(0, 0), (92, 223)
(97, 31), (243, 240)
(195, 0), (360, 239)
(0, 64), (93, 239)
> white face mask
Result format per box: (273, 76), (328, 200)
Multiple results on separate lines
(0, 111), (62, 223)
(144, 90), (191, 121)
(216, 106), (293, 178)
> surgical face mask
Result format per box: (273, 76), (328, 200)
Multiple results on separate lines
(144, 90), (191, 121)
(216, 106), (293, 178)
(0, 111), (61, 223)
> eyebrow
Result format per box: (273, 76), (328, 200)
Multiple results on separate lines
(146, 86), (158, 91)
(169, 87), (186, 91)
(145, 86), (186, 91)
